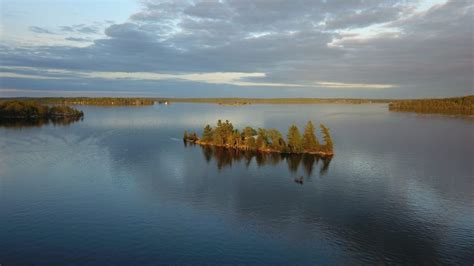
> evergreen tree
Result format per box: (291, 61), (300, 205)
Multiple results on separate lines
(213, 127), (224, 145)
(267, 128), (285, 151)
(232, 130), (242, 147)
(223, 120), (234, 144)
(302, 121), (320, 151)
(320, 124), (333, 152)
(183, 130), (188, 140)
(242, 126), (257, 138)
(256, 128), (269, 148)
(245, 136), (257, 149)
(202, 124), (213, 142)
(287, 124), (303, 152)
(191, 132), (198, 141)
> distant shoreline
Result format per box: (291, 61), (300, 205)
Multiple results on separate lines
(0, 95), (472, 115)
(0, 95), (471, 104)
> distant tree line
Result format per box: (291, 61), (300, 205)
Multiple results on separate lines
(388, 96), (473, 115)
(159, 98), (391, 105)
(0, 97), (155, 106)
(2, 96), (472, 113)
(184, 120), (334, 156)
(0, 101), (84, 119)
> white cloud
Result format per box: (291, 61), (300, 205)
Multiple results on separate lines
(0, 67), (396, 89)
(0, 72), (64, 80)
(415, 0), (449, 13)
(1, 67), (396, 89)
(315, 82), (396, 89)
(0, 66), (304, 87)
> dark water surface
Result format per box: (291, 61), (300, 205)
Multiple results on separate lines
(1, 104), (473, 264)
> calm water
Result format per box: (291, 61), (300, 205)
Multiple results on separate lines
(1, 104), (473, 264)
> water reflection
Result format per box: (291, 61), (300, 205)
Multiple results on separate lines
(0, 116), (83, 128)
(185, 141), (332, 177)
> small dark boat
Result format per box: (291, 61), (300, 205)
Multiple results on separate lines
(294, 176), (304, 184)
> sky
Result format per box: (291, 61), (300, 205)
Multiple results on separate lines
(0, 0), (472, 98)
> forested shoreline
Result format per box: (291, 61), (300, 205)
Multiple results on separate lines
(159, 97), (391, 104)
(1, 97), (390, 105)
(1, 95), (472, 115)
(388, 96), (473, 115)
(184, 120), (334, 157)
(0, 101), (84, 119)
(0, 101), (84, 128)
(38, 97), (155, 106)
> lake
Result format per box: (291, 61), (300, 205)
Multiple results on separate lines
(1, 103), (473, 264)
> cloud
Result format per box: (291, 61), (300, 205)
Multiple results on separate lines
(60, 24), (99, 34)
(28, 26), (55, 34)
(60, 26), (75, 32)
(0, 72), (62, 80)
(65, 37), (92, 42)
(315, 82), (395, 89)
(1, 0), (472, 97)
(325, 5), (409, 30)
(0, 66), (303, 87)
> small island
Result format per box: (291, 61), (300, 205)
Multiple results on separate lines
(0, 100), (84, 119)
(184, 120), (334, 157)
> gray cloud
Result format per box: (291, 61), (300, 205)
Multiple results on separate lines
(60, 24), (99, 34)
(2, 0), (473, 97)
(325, 5), (408, 29)
(28, 26), (55, 34)
(60, 26), (75, 32)
(65, 37), (92, 42)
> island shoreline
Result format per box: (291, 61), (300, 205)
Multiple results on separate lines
(186, 139), (335, 157)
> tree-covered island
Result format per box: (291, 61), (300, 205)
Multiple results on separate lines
(184, 120), (334, 157)
(0, 101), (84, 119)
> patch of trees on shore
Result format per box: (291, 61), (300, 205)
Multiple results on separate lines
(0, 101), (84, 119)
(3, 97), (155, 106)
(160, 97), (391, 105)
(388, 96), (474, 115)
(184, 120), (334, 156)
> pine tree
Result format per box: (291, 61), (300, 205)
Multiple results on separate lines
(232, 130), (242, 147)
(268, 128), (285, 151)
(245, 136), (257, 149)
(256, 128), (269, 149)
(320, 124), (333, 152)
(202, 124), (213, 142)
(302, 121), (320, 151)
(212, 120), (225, 145)
(183, 130), (188, 140)
(213, 127), (224, 145)
(223, 120), (234, 145)
(191, 132), (198, 141)
(242, 126), (257, 138)
(287, 124), (302, 152)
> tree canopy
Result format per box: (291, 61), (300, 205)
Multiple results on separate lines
(0, 101), (83, 119)
(302, 121), (320, 151)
